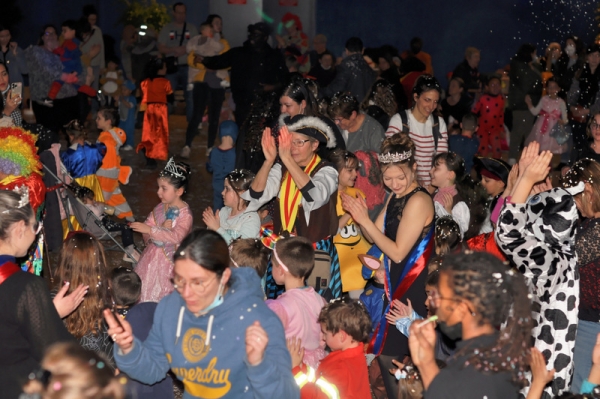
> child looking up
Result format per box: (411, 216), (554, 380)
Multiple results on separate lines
(289, 298), (372, 399)
(203, 169), (261, 244)
(60, 119), (106, 203)
(131, 158), (193, 302)
(45, 20), (97, 106)
(330, 149), (372, 297)
(525, 77), (569, 154)
(448, 112), (480, 173)
(266, 237), (326, 369)
(472, 74), (505, 158)
(119, 80), (137, 151)
(96, 107), (134, 221)
(209, 120), (238, 210)
(138, 57), (173, 169)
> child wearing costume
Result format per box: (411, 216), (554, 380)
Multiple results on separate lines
(46, 20), (97, 106)
(137, 57), (173, 168)
(472, 75), (505, 158)
(132, 159), (193, 302)
(496, 145), (580, 398)
(60, 119), (106, 203)
(95, 108), (134, 221)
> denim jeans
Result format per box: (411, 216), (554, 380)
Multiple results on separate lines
(572, 319), (600, 393)
(166, 65), (193, 121)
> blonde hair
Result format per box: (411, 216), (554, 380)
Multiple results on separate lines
(23, 342), (124, 399)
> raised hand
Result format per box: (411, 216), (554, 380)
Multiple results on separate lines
(202, 207), (220, 231)
(246, 321), (269, 366)
(522, 151), (552, 184)
(341, 192), (370, 226)
(261, 128), (278, 164)
(53, 282), (88, 318)
(518, 142), (540, 175)
(286, 337), (305, 368)
(103, 308), (135, 355)
(277, 125), (293, 164)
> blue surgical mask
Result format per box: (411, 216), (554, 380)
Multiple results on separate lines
(198, 280), (225, 316)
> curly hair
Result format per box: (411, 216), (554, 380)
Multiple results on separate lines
(361, 79), (397, 117)
(379, 133), (416, 172)
(53, 232), (111, 339)
(439, 251), (533, 384)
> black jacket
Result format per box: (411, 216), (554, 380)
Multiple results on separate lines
(320, 53), (377, 102)
(202, 41), (287, 105)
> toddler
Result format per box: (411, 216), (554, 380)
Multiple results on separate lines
(208, 120), (238, 210)
(472, 74), (505, 158)
(186, 22), (227, 91)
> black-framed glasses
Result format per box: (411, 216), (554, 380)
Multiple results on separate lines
(291, 139), (311, 147)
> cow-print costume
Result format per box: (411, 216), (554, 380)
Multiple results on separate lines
(496, 187), (580, 399)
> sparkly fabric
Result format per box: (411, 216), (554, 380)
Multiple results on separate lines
(136, 203), (193, 303)
(575, 218), (600, 322)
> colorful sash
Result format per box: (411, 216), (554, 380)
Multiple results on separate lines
(368, 225), (434, 355)
(278, 154), (321, 233)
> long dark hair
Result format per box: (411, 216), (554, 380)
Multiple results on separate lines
(440, 252), (533, 384)
(281, 76), (319, 117)
(432, 152), (488, 240)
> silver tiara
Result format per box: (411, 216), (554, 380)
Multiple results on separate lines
(14, 185), (30, 208)
(377, 151), (412, 164)
(159, 157), (186, 180)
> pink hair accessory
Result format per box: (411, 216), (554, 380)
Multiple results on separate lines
(272, 245), (290, 273)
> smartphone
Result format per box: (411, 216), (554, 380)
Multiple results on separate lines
(10, 82), (22, 99)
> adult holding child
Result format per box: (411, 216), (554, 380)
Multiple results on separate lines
(104, 229), (299, 398)
(341, 134), (435, 398)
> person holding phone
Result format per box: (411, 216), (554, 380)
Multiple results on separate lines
(0, 61), (22, 126)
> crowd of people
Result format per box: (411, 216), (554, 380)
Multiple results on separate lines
(4, 2), (600, 399)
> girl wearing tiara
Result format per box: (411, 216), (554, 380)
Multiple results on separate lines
(131, 158), (193, 302)
(202, 169), (261, 245)
(341, 134), (435, 399)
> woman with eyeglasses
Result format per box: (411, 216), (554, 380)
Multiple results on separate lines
(573, 113), (600, 164)
(408, 252), (533, 399)
(242, 114), (342, 298)
(386, 74), (448, 188)
(104, 229), (299, 398)
(0, 190), (73, 398)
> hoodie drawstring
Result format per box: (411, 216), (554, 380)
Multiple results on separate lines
(205, 315), (215, 346)
(175, 306), (185, 345)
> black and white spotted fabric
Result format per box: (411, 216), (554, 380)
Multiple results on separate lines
(496, 188), (580, 399)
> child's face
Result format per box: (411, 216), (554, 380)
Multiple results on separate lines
(486, 78), (501, 96)
(430, 160), (454, 188)
(83, 197), (94, 205)
(547, 81), (560, 97)
(480, 175), (505, 197)
(320, 324), (345, 351)
(121, 86), (132, 96)
(222, 179), (240, 209)
(62, 26), (75, 40)
(201, 26), (214, 38)
(338, 163), (358, 189)
(157, 177), (183, 206)
(107, 61), (118, 71)
(95, 113), (112, 130)
(373, 267), (386, 284)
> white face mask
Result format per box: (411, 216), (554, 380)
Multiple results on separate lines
(321, 65), (332, 70)
(566, 44), (576, 57)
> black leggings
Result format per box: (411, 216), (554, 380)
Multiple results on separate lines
(184, 82), (225, 148)
(377, 354), (400, 399)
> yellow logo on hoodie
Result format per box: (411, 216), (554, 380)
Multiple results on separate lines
(182, 328), (210, 363)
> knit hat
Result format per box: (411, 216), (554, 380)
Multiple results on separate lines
(474, 157), (510, 185)
(123, 80), (136, 91)
(279, 114), (337, 148)
(219, 120), (238, 142)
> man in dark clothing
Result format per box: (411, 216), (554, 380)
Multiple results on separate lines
(201, 22), (287, 166)
(202, 22), (287, 126)
(320, 37), (377, 102)
(308, 50), (336, 88)
(452, 47), (482, 98)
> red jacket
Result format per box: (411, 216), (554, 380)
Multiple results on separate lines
(293, 343), (370, 399)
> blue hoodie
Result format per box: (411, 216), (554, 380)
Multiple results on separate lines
(114, 267), (299, 399)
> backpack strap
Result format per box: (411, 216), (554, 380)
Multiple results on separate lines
(399, 110), (409, 134)
(432, 114), (441, 152)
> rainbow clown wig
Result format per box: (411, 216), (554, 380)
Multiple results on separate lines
(0, 126), (45, 212)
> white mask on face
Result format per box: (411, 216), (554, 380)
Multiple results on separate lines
(321, 65), (332, 70)
(566, 44), (576, 57)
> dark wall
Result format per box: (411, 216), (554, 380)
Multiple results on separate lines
(11, 0), (599, 88)
(317, 0), (598, 86)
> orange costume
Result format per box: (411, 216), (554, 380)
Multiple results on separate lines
(137, 77), (172, 161)
(97, 128), (133, 219)
(293, 344), (370, 399)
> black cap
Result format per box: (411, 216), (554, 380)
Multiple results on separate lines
(474, 157), (510, 184)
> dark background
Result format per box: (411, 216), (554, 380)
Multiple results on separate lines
(6, 0), (599, 85)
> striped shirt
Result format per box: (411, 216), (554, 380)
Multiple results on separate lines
(386, 111), (448, 187)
